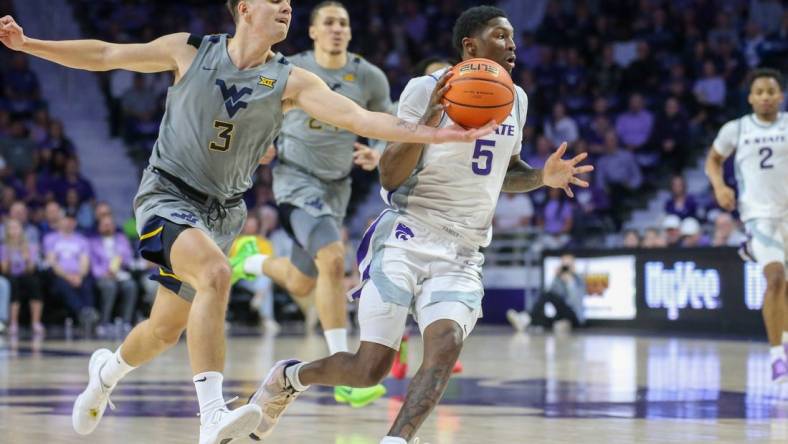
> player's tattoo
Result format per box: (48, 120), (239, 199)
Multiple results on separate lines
(503, 160), (543, 193)
(388, 366), (454, 440)
(397, 118), (419, 133)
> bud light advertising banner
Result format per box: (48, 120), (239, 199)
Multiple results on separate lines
(542, 248), (765, 334)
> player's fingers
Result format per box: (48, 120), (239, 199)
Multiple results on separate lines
(570, 152), (588, 164)
(574, 165), (594, 174)
(436, 69), (454, 86)
(353, 142), (368, 151)
(0, 16), (13, 25)
(563, 186), (574, 198)
(554, 142), (568, 157)
(571, 177), (589, 188)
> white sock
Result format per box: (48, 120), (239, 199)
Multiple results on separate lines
(284, 362), (309, 392)
(782, 331), (788, 345)
(324, 328), (348, 354)
(99, 347), (136, 388)
(380, 437), (407, 444)
(193, 371), (225, 421)
(243, 254), (268, 275)
(770, 346), (786, 363)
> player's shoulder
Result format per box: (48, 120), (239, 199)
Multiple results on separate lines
(718, 115), (745, 134)
(351, 53), (386, 77)
(287, 51), (313, 67)
(514, 85), (528, 105)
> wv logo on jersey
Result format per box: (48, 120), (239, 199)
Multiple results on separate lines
(170, 211), (199, 224)
(215, 79), (252, 118)
(395, 223), (415, 241)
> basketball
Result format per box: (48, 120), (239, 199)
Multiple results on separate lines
(442, 58), (515, 129)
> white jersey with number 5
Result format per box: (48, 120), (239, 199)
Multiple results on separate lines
(713, 113), (788, 221)
(382, 68), (528, 247)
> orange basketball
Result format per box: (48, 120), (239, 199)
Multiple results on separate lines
(442, 58), (514, 129)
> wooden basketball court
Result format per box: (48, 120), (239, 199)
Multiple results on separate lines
(1, 329), (787, 443)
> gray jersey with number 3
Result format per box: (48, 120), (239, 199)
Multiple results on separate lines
(148, 34), (292, 200)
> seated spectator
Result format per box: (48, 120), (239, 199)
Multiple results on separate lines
(39, 200), (63, 236)
(507, 254), (585, 333)
(679, 217), (709, 247)
(662, 214), (682, 246)
(0, 120), (36, 174)
(642, 227), (667, 248)
(121, 73), (160, 145)
(64, 188), (95, 231)
(615, 93), (654, 151)
(44, 213), (96, 329)
(622, 229), (641, 247)
(4, 53), (41, 117)
(543, 102), (579, 146)
(595, 130), (643, 191)
(525, 135), (552, 170)
(41, 119), (76, 156)
(541, 188), (573, 250)
(693, 60), (726, 108)
(90, 214), (137, 336)
(494, 192), (534, 233)
(54, 158), (95, 205)
(1, 201), (41, 246)
(654, 98), (690, 172)
(664, 174), (698, 220)
(711, 212), (747, 247)
(0, 219), (43, 336)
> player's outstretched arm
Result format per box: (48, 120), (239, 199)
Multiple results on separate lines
(285, 67), (495, 147)
(0, 15), (186, 73)
(508, 142), (593, 197)
(705, 147), (735, 211)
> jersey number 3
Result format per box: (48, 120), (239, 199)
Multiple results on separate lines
(472, 139), (495, 176)
(209, 120), (235, 152)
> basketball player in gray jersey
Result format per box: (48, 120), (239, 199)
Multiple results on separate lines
(0, 1), (492, 442)
(232, 1), (389, 408)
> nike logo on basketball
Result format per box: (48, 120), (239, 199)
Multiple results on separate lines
(195, 376), (208, 383)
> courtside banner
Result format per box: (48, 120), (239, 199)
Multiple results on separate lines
(542, 247), (764, 334)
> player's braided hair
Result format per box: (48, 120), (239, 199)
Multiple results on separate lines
(310, 1), (346, 25)
(746, 67), (785, 91)
(452, 6), (507, 57)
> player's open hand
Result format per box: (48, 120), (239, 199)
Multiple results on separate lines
(542, 142), (594, 198)
(713, 184), (736, 211)
(353, 142), (380, 171)
(0, 16), (26, 51)
(420, 69), (453, 127)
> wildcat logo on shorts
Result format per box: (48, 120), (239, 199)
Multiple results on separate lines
(170, 211), (199, 224)
(395, 223), (415, 241)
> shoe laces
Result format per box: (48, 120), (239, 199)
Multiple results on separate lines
(97, 369), (116, 411)
(263, 378), (298, 417)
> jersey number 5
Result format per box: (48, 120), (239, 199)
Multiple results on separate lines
(759, 146), (774, 169)
(472, 139), (495, 176)
(209, 120), (235, 152)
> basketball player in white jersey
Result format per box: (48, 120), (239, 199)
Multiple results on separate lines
(246, 6), (593, 443)
(706, 68), (788, 383)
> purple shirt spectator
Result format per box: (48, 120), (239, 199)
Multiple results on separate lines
(664, 175), (698, 220)
(543, 198), (573, 235)
(0, 243), (38, 276)
(89, 233), (133, 278)
(615, 94), (654, 149)
(44, 231), (90, 275)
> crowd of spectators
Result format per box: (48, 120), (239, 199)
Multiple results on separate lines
(0, 0), (784, 333)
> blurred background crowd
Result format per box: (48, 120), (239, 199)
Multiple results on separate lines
(0, 0), (783, 336)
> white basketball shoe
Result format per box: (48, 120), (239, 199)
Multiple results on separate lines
(199, 402), (263, 444)
(72, 348), (116, 435)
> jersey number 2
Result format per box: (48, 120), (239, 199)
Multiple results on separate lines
(472, 139), (495, 175)
(759, 147), (774, 169)
(209, 120), (234, 152)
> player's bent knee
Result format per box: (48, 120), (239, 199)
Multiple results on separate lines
(354, 342), (395, 386)
(424, 322), (464, 365)
(764, 266), (786, 292)
(315, 244), (345, 278)
(195, 259), (233, 295)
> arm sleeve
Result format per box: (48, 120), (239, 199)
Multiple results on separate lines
(712, 119), (740, 157)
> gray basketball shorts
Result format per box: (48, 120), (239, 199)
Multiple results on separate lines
(133, 168), (247, 302)
(272, 163), (351, 278)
